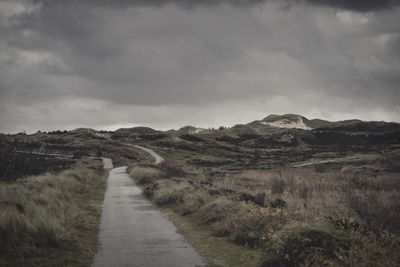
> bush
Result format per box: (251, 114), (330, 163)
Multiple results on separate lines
(380, 152), (400, 171)
(158, 161), (186, 178)
(211, 203), (267, 248)
(153, 180), (192, 206)
(261, 229), (350, 267)
(271, 176), (285, 195)
(129, 166), (161, 184)
(179, 189), (210, 215)
(194, 197), (237, 225)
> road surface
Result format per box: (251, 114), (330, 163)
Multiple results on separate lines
(92, 164), (205, 267)
(133, 145), (165, 165)
(101, 157), (113, 169)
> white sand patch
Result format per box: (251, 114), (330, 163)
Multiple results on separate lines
(190, 128), (206, 134)
(260, 118), (312, 130)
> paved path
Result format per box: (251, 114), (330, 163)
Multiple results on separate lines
(101, 157), (113, 169)
(92, 166), (206, 267)
(122, 143), (164, 164)
(133, 145), (165, 165)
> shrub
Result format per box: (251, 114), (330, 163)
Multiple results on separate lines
(179, 189), (210, 215)
(231, 231), (261, 249)
(270, 176), (285, 195)
(158, 161), (186, 178)
(269, 198), (287, 209)
(261, 229), (350, 267)
(379, 152), (400, 171)
(194, 197), (238, 225)
(282, 230), (350, 264)
(129, 166), (161, 184)
(153, 180), (192, 206)
(211, 203), (267, 248)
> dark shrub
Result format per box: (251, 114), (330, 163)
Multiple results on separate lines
(270, 199), (287, 209)
(271, 177), (285, 194)
(159, 161), (185, 178)
(262, 230), (350, 267)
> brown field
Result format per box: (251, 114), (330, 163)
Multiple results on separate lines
(129, 157), (400, 267)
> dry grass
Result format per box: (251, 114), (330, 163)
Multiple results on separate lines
(152, 180), (191, 205)
(213, 168), (400, 231)
(128, 165), (161, 184)
(158, 160), (186, 178)
(129, 160), (400, 267)
(0, 159), (107, 267)
(179, 189), (211, 215)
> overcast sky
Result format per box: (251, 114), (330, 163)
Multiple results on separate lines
(0, 0), (399, 133)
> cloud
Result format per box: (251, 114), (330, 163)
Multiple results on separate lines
(31, 0), (400, 11)
(306, 0), (400, 12)
(0, 0), (399, 133)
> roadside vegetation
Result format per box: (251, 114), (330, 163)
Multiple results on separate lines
(0, 130), (145, 170)
(129, 158), (400, 267)
(0, 153), (75, 182)
(0, 158), (107, 267)
(1, 118), (399, 266)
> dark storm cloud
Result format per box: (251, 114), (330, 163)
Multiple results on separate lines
(306, 0), (400, 12)
(0, 0), (400, 133)
(33, 0), (400, 11)
(34, 0), (266, 7)
(1, 1), (256, 106)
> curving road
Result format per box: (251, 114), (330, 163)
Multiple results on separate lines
(132, 145), (165, 165)
(93, 154), (205, 267)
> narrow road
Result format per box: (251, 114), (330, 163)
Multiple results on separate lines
(101, 157), (113, 169)
(133, 145), (165, 164)
(93, 161), (205, 267)
(291, 160), (334, 168)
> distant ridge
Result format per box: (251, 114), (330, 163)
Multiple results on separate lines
(64, 114), (397, 135)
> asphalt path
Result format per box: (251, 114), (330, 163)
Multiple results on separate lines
(101, 157), (113, 169)
(133, 145), (165, 165)
(93, 158), (205, 267)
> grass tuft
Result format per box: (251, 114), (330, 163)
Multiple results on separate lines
(128, 166), (161, 184)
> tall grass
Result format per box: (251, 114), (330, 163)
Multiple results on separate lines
(0, 159), (106, 266)
(130, 161), (400, 266)
(212, 169), (400, 230)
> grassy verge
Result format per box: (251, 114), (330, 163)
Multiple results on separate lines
(128, 160), (400, 267)
(128, 163), (263, 266)
(164, 208), (263, 267)
(0, 158), (107, 267)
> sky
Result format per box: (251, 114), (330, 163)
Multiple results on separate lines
(0, 0), (399, 133)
